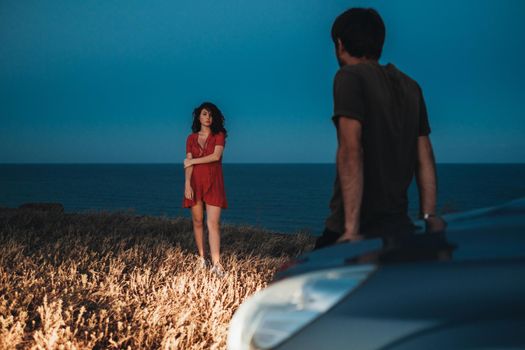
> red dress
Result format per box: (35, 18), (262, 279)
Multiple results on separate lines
(183, 132), (227, 208)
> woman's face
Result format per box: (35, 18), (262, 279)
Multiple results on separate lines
(199, 108), (212, 128)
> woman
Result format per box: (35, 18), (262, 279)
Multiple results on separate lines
(183, 102), (227, 276)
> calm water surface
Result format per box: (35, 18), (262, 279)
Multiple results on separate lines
(1, 164), (524, 233)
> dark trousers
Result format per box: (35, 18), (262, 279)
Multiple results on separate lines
(314, 228), (342, 250)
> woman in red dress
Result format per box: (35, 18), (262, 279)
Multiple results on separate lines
(183, 102), (227, 276)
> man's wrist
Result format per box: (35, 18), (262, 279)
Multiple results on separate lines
(344, 223), (359, 236)
(420, 212), (437, 220)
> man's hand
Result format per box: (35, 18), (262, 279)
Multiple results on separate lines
(336, 232), (364, 243)
(425, 216), (447, 233)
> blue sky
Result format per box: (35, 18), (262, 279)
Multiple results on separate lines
(1, 0), (524, 163)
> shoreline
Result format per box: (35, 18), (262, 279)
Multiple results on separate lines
(0, 202), (316, 254)
(1, 202), (321, 237)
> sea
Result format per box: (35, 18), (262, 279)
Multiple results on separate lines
(1, 164), (524, 234)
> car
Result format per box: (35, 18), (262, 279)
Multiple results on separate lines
(227, 198), (525, 350)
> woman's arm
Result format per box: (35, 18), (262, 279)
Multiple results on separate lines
(184, 153), (194, 200)
(184, 146), (224, 168)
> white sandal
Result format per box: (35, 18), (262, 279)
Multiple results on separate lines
(210, 263), (227, 278)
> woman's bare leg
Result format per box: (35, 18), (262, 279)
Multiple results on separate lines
(206, 204), (222, 266)
(191, 201), (205, 258)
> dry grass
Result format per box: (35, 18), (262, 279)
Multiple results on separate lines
(0, 207), (315, 349)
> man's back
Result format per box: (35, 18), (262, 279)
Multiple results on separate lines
(315, 7), (441, 249)
(325, 62), (430, 235)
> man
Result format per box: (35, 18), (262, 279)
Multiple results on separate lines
(315, 8), (445, 249)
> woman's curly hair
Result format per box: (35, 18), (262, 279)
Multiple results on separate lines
(191, 102), (227, 137)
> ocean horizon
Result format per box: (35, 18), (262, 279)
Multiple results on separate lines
(2, 163), (525, 234)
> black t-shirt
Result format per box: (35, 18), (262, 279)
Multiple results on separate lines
(325, 62), (431, 235)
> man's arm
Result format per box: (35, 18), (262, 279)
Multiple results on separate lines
(416, 136), (437, 214)
(336, 117), (364, 241)
(415, 136), (446, 232)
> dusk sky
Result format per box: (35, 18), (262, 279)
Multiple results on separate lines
(1, 0), (524, 163)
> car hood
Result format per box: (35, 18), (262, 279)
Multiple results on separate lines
(275, 198), (525, 280)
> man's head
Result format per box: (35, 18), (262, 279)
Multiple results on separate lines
(331, 8), (385, 65)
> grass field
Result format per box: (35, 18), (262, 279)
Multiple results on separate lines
(0, 206), (315, 349)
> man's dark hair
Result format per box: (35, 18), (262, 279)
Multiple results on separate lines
(331, 8), (385, 60)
